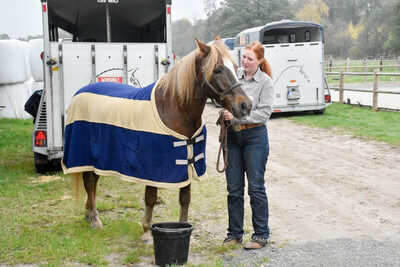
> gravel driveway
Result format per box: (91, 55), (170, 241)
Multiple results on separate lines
(223, 237), (400, 266)
(201, 103), (400, 267)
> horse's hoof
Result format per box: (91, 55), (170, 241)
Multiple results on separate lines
(85, 214), (90, 222)
(141, 231), (153, 245)
(91, 220), (103, 229)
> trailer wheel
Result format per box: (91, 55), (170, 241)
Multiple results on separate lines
(314, 108), (325, 115)
(34, 152), (50, 173)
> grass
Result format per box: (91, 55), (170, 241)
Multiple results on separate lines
(1, 104), (399, 265)
(286, 103), (400, 147)
(0, 118), (230, 266)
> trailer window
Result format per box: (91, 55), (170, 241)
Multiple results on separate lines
(262, 27), (322, 44)
(289, 33), (296, 43)
(47, 0), (167, 43)
(305, 31), (311, 42)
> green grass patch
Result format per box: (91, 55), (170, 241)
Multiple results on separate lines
(287, 103), (400, 146)
(0, 118), (232, 266)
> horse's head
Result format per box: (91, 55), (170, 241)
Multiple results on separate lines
(196, 37), (252, 119)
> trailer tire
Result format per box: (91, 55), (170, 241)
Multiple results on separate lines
(34, 152), (50, 173)
(314, 108), (325, 115)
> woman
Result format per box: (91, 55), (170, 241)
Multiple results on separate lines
(222, 41), (274, 250)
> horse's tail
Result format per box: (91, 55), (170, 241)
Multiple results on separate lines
(71, 172), (85, 204)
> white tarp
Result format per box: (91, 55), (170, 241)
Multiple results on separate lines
(0, 40), (31, 85)
(0, 81), (32, 119)
(29, 39), (44, 82)
(0, 40), (45, 119)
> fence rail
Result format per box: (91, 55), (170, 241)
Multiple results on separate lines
(326, 65), (399, 71)
(326, 70), (400, 112)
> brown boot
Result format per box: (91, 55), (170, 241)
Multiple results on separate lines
(222, 235), (243, 247)
(243, 236), (270, 250)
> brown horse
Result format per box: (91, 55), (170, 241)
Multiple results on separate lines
(64, 36), (252, 242)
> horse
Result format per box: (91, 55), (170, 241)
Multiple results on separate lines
(62, 36), (252, 242)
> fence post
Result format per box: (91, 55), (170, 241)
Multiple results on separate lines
(379, 57), (383, 71)
(346, 57), (350, 72)
(372, 70), (378, 112)
(329, 56), (333, 72)
(397, 56), (400, 71)
(339, 70), (344, 104)
(363, 58), (367, 82)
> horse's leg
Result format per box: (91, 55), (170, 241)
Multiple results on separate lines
(83, 171), (102, 229)
(141, 185), (158, 243)
(85, 199), (90, 222)
(85, 173), (100, 222)
(179, 184), (191, 222)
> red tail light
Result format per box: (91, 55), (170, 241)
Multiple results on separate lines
(325, 94), (331, 103)
(35, 131), (47, 147)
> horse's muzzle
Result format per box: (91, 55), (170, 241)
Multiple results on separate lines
(231, 98), (252, 119)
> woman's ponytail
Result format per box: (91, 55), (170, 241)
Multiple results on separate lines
(260, 58), (272, 79)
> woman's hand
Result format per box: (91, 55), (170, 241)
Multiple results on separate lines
(224, 110), (234, 121)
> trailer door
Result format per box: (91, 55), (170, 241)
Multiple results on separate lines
(266, 41), (324, 110)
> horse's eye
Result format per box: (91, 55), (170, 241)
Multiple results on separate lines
(214, 68), (222, 74)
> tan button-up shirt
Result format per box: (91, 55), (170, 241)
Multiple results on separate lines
(232, 67), (274, 125)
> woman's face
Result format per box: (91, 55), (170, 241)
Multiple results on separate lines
(241, 49), (262, 76)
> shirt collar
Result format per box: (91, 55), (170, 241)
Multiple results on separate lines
(237, 67), (262, 83)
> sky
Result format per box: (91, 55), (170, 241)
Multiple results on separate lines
(0, 0), (210, 40)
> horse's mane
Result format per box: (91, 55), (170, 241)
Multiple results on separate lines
(157, 40), (234, 105)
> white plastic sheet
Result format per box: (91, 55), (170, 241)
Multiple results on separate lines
(0, 82), (32, 119)
(0, 40), (31, 85)
(29, 39), (44, 82)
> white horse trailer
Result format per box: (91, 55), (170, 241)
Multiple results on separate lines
(33, 0), (174, 172)
(231, 20), (331, 114)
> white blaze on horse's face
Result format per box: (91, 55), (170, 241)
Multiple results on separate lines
(223, 57), (239, 83)
(221, 56), (252, 119)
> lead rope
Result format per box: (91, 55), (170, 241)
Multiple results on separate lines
(216, 109), (229, 173)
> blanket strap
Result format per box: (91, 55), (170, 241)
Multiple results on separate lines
(173, 135), (205, 147)
(176, 153), (205, 165)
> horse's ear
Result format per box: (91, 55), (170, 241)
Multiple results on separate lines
(215, 35), (222, 42)
(195, 37), (211, 58)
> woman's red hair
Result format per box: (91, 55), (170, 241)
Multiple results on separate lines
(245, 41), (272, 78)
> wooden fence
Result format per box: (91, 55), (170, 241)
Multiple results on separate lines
(325, 57), (400, 72)
(325, 70), (400, 112)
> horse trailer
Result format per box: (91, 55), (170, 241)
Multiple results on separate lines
(32, 0), (174, 172)
(231, 20), (331, 113)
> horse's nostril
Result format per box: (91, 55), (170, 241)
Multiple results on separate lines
(241, 102), (248, 111)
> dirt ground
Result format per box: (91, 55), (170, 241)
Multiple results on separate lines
(201, 102), (400, 246)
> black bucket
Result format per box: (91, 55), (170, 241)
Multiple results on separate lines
(150, 222), (194, 266)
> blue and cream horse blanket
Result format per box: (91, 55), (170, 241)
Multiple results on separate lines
(62, 82), (207, 188)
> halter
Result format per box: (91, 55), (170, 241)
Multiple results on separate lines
(200, 66), (242, 102)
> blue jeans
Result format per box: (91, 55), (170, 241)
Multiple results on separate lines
(224, 125), (270, 239)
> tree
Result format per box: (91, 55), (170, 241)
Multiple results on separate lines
(203, 0), (218, 41)
(0, 34), (10, 39)
(385, 0), (400, 54)
(295, 0), (329, 23)
(216, 0), (294, 38)
(324, 21), (353, 58)
(172, 19), (197, 58)
(354, 0), (396, 57)
(324, 0), (363, 25)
